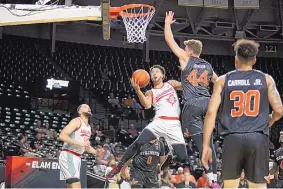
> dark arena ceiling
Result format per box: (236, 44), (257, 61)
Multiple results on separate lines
(1, 0), (283, 46)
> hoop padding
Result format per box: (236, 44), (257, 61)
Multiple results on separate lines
(120, 4), (155, 43)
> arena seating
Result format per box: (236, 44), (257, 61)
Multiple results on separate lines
(0, 81), (96, 169)
(0, 35), (62, 83)
(0, 105), (69, 154)
(0, 80), (30, 108)
(0, 34), (282, 171)
(51, 41), (283, 100)
(1, 35), (283, 106)
(0, 104), (96, 168)
(51, 39), (283, 139)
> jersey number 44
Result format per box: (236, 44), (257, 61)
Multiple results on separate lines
(187, 69), (209, 87)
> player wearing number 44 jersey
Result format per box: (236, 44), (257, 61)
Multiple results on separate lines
(165, 11), (219, 186)
(202, 39), (283, 189)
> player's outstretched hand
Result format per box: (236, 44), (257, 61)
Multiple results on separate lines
(130, 78), (140, 91)
(201, 146), (212, 171)
(165, 11), (176, 25)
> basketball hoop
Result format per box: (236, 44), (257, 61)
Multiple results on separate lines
(110, 4), (155, 43)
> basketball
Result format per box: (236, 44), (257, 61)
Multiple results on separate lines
(132, 69), (150, 88)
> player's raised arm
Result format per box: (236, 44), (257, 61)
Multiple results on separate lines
(164, 11), (188, 63)
(168, 80), (183, 91)
(130, 78), (152, 109)
(58, 119), (89, 147)
(266, 74), (283, 127)
(202, 76), (225, 170)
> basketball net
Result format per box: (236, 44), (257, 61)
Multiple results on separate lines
(120, 5), (155, 43)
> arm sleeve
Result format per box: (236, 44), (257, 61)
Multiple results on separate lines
(274, 151), (279, 165)
(159, 141), (165, 156)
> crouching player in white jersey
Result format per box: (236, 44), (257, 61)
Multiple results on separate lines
(58, 104), (98, 188)
(107, 65), (189, 179)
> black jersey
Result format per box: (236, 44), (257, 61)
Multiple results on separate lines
(275, 147), (283, 181)
(238, 180), (249, 188)
(132, 140), (165, 172)
(160, 180), (171, 189)
(218, 70), (269, 136)
(181, 56), (214, 102)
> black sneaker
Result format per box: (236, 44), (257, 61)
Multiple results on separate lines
(105, 166), (120, 180)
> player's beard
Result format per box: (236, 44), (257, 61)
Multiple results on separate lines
(153, 76), (162, 85)
(82, 112), (91, 118)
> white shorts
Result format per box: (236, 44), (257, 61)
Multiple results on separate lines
(58, 150), (81, 180)
(145, 118), (185, 149)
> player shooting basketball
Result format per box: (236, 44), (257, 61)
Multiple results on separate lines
(164, 11), (219, 187)
(58, 104), (100, 189)
(106, 65), (189, 179)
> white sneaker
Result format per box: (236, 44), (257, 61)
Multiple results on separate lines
(206, 172), (215, 184)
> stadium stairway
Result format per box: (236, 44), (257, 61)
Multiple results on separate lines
(35, 44), (108, 127)
(83, 91), (108, 128)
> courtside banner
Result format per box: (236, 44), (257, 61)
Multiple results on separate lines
(5, 156), (87, 188)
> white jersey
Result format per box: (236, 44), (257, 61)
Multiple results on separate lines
(151, 82), (180, 119)
(62, 117), (91, 155)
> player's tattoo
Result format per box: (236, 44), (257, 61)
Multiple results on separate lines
(268, 76), (283, 109)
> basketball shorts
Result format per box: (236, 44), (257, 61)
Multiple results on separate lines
(275, 180), (283, 188)
(222, 132), (269, 183)
(181, 97), (210, 136)
(267, 178), (276, 188)
(145, 118), (185, 150)
(58, 150), (81, 181)
(130, 167), (158, 188)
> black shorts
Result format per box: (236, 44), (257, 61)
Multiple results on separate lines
(130, 167), (158, 188)
(181, 97), (210, 135)
(222, 132), (269, 183)
(275, 180), (283, 188)
(267, 179), (276, 188)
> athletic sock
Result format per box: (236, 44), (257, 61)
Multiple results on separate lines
(206, 172), (215, 183)
(213, 173), (218, 182)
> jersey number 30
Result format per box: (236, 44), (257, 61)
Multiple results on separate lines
(187, 69), (209, 87)
(230, 90), (260, 117)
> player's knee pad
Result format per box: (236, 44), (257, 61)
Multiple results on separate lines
(136, 129), (156, 146)
(66, 178), (80, 184)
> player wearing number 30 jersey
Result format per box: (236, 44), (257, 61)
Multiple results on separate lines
(202, 39), (283, 188)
